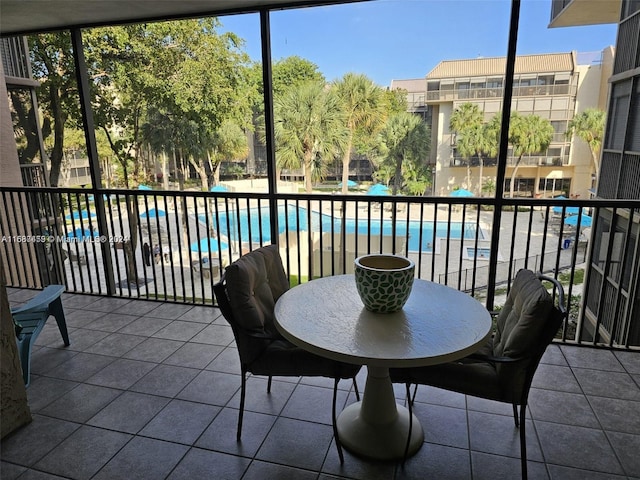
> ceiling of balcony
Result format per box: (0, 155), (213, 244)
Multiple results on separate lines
(0, 0), (365, 36)
(548, 0), (620, 28)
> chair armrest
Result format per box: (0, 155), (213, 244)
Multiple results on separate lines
(244, 330), (281, 341)
(466, 352), (527, 363)
(537, 273), (567, 316)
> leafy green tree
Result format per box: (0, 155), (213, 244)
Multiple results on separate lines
(566, 108), (605, 180)
(333, 74), (387, 194)
(140, 109), (176, 190)
(272, 56), (324, 99)
(372, 164), (394, 187)
(85, 20), (252, 187)
(28, 32), (80, 186)
(273, 81), (347, 193)
(83, 20), (252, 282)
(209, 120), (249, 187)
(383, 88), (410, 116)
(378, 112), (430, 195)
(508, 113), (554, 198)
(403, 162), (432, 196)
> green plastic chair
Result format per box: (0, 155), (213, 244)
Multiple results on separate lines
(11, 285), (70, 386)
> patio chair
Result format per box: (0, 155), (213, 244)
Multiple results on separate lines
(390, 269), (566, 478)
(213, 244), (361, 462)
(11, 285), (70, 386)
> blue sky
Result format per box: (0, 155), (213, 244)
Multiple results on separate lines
(220, 0), (617, 87)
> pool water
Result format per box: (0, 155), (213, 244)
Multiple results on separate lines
(200, 205), (481, 253)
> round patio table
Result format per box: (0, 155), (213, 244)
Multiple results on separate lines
(273, 274), (491, 460)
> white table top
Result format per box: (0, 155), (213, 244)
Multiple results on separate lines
(274, 275), (492, 368)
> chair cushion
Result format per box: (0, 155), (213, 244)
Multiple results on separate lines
(493, 269), (553, 359)
(390, 358), (502, 401)
(251, 340), (361, 379)
(224, 244), (289, 334)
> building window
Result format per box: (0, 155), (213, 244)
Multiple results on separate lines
(628, 80), (640, 152)
(538, 177), (571, 196)
(504, 178), (535, 197)
(605, 80), (632, 151)
(538, 75), (554, 85)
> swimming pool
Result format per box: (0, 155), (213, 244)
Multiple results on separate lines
(200, 205), (482, 253)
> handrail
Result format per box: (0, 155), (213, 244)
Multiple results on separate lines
(2, 185), (640, 350)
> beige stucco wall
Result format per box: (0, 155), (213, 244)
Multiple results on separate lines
(570, 61), (608, 199)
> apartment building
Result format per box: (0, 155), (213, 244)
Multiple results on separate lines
(550, 0), (640, 346)
(392, 49), (613, 199)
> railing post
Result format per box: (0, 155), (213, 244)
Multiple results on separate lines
(486, 0), (520, 310)
(259, 10), (279, 248)
(70, 29), (116, 295)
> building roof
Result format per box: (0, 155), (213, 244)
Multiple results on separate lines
(390, 78), (426, 92)
(426, 52), (575, 79)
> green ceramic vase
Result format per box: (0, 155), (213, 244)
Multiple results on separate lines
(354, 254), (415, 313)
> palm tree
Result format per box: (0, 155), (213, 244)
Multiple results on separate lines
(449, 103), (484, 193)
(333, 74), (386, 194)
(567, 108), (605, 180)
(379, 112), (430, 195)
(273, 81), (347, 193)
(372, 163), (394, 187)
(481, 115), (501, 196)
(508, 113), (554, 198)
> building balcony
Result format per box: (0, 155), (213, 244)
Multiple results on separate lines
(2, 186), (640, 478)
(2, 286), (639, 479)
(425, 84), (575, 103)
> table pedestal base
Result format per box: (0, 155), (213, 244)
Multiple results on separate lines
(337, 401), (424, 460)
(336, 366), (424, 460)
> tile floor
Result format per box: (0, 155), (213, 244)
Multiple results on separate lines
(2, 289), (640, 480)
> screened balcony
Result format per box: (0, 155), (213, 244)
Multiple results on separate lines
(2, 0), (639, 478)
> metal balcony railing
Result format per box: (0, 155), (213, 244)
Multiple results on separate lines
(426, 84), (575, 102)
(2, 186), (640, 351)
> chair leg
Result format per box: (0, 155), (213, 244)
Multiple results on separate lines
(513, 403), (519, 427)
(17, 336), (32, 386)
(402, 382), (413, 467)
(50, 297), (70, 346)
(519, 405), (528, 480)
(267, 375), (273, 393)
(352, 377), (360, 401)
(332, 378), (345, 463)
(237, 370), (247, 441)
(410, 383), (418, 406)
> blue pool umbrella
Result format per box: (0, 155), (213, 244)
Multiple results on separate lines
(553, 195), (568, 200)
(553, 205), (581, 215)
(66, 227), (99, 239)
(190, 238), (228, 253)
(210, 185), (228, 192)
(65, 209), (96, 220)
(138, 184), (152, 191)
(88, 194), (112, 201)
(564, 214), (592, 227)
(366, 184), (390, 195)
(338, 180), (358, 188)
(450, 188), (474, 197)
(139, 208), (166, 219)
